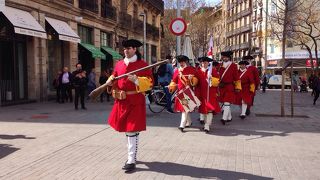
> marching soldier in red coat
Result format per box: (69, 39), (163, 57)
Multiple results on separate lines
(235, 60), (255, 119)
(218, 51), (241, 125)
(169, 55), (200, 132)
(197, 57), (221, 133)
(243, 55), (260, 115)
(105, 39), (153, 173)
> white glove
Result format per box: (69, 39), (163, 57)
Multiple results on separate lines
(128, 74), (138, 85)
(188, 74), (193, 80)
(105, 75), (114, 86)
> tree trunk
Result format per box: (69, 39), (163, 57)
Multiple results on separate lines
(281, 0), (289, 117)
(306, 45), (314, 73)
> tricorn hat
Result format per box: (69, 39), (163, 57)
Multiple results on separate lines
(199, 56), (213, 62)
(221, 51), (233, 58)
(242, 55), (254, 60)
(238, 60), (249, 65)
(122, 39), (143, 48)
(176, 55), (189, 62)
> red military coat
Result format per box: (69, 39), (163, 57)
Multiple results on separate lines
(197, 68), (221, 114)
(235, 69), (254, 105)
(218, 62), (240, 103)
(247, 65), (260, 92)
(108, 59), (152, 132)
(172, 66), (199, 112)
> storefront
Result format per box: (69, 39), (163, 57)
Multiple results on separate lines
(45, 17), (80, 91)
(0, 6), (46, 106)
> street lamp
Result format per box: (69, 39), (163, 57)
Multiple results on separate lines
(139, 13), (147, 63)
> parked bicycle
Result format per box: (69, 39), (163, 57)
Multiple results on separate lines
(146, 86), (175, 113)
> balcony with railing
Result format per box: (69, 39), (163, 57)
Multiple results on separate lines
(145, 0), (164, 14)
(79, 0), (98, 13)
(146, 23), (160, 39)
(119, 12), (132, 29)
(101, 4), (117, 21)
(64, 0), (74, 4)
(132, 18), (143, 33)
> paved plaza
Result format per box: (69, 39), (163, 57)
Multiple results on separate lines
(0, 90), (320, 179)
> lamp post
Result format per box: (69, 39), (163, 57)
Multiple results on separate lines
(140, 13), (147, 63)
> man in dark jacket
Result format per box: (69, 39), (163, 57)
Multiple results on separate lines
(313, 73), (320, 105)
(72, 63), (88, 110)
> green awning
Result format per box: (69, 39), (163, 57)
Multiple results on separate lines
(101, 46), (123, 60)
(79, 43), (106, 60)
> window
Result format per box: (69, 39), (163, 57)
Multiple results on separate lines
(270, 44), (275, 53)
(78, 25), (93, 44)
(151, 45), (157, 63)
(101, 31), (112, 47)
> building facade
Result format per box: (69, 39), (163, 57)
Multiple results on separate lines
(0, 0), (164, 106)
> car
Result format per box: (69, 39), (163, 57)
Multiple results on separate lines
(267, 75), (291, 89)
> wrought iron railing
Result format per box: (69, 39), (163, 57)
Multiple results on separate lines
(119, 12), (132, 29)
(102, 5), (117, 21)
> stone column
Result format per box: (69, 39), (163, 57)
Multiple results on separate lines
(69, 21), (79, 72)
(94, 28), (101, 85)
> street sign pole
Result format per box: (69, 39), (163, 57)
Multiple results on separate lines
(177, 0), (181, 56)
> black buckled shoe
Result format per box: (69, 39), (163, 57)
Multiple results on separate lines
(178, 127), (184, 132)
(122, 163), (136, 173)
(245, 109), (251, 116)
(204, 129), (210, 134)
(199, 120), (205, 125)
(220, 119), (226, 125)
(240, 115), (246, 119)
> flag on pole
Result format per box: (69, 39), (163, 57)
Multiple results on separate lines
(207, 35), (213, 59)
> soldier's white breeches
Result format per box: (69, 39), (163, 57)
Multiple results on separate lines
(186, 113), (192, 126)
(204, 113), (213, 130)
(126, 132), (139, 164)
(241, 100), (248, 116)
(222, 102), (232, 120)
(200, 113), (206, 121)
(180, 112), (189, 128)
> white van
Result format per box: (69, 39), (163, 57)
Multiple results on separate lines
(267, 75), (291, 89)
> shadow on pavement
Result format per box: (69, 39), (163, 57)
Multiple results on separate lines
(0, 144), (19, 159)
(0, 134), (36, 140)
(208, 128), (288, 139)
(137, 161), (273, 180)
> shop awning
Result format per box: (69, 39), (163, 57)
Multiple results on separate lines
(101, 46), (122, 60)
(1, 6), (47, 38)
(45, 17), (80, 43)
(79, 43), (106, 60)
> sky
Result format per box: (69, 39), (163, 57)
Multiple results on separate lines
(205, 0), (221, 6)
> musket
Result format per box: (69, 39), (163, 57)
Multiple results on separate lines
(89, 59), (169, 100)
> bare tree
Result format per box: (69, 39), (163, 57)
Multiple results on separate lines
(268, 0), (303, 116)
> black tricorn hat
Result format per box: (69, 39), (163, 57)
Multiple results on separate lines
(199, 56), (213, 62)
(242, 55), (254, 60)
(122, 39), (143, 48)
(221, 51), (233, 58)
(176, 55), (189, 62)
(211, 60), (220, 66)
(238, 60), (249, 65)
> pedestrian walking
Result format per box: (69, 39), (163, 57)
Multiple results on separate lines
(308, 72), (316, 96)
(52, 70), (62, 103)
(87, 68), (96, 99)
(235, 60), (255, 119)
(168, 55), (200, 132)
(218, 51), (241, 125)
(157, 55), (174, 113)
(72, 63), (88, 110)
(261, 73), (268, 93)
(60, 67), (73, 103)
(196, 57), (221, 133)
(99, 69), (111, 102)
(104, 39), (153, 173)
(313, 73), (320, 105)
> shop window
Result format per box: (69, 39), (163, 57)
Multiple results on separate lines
(78, 25), (93, 44)
(101, 31), (112, 47)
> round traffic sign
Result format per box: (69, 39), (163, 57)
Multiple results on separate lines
(169, 18), (187, 36)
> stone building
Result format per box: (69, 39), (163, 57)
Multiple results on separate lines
(0, 0), (164, 106)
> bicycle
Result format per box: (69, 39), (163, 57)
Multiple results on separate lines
(146, 86), (175, 113)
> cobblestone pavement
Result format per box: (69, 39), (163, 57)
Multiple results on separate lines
(0, 90), (319, 179)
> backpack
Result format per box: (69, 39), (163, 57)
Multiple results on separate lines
(157, 64), (167, 77)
